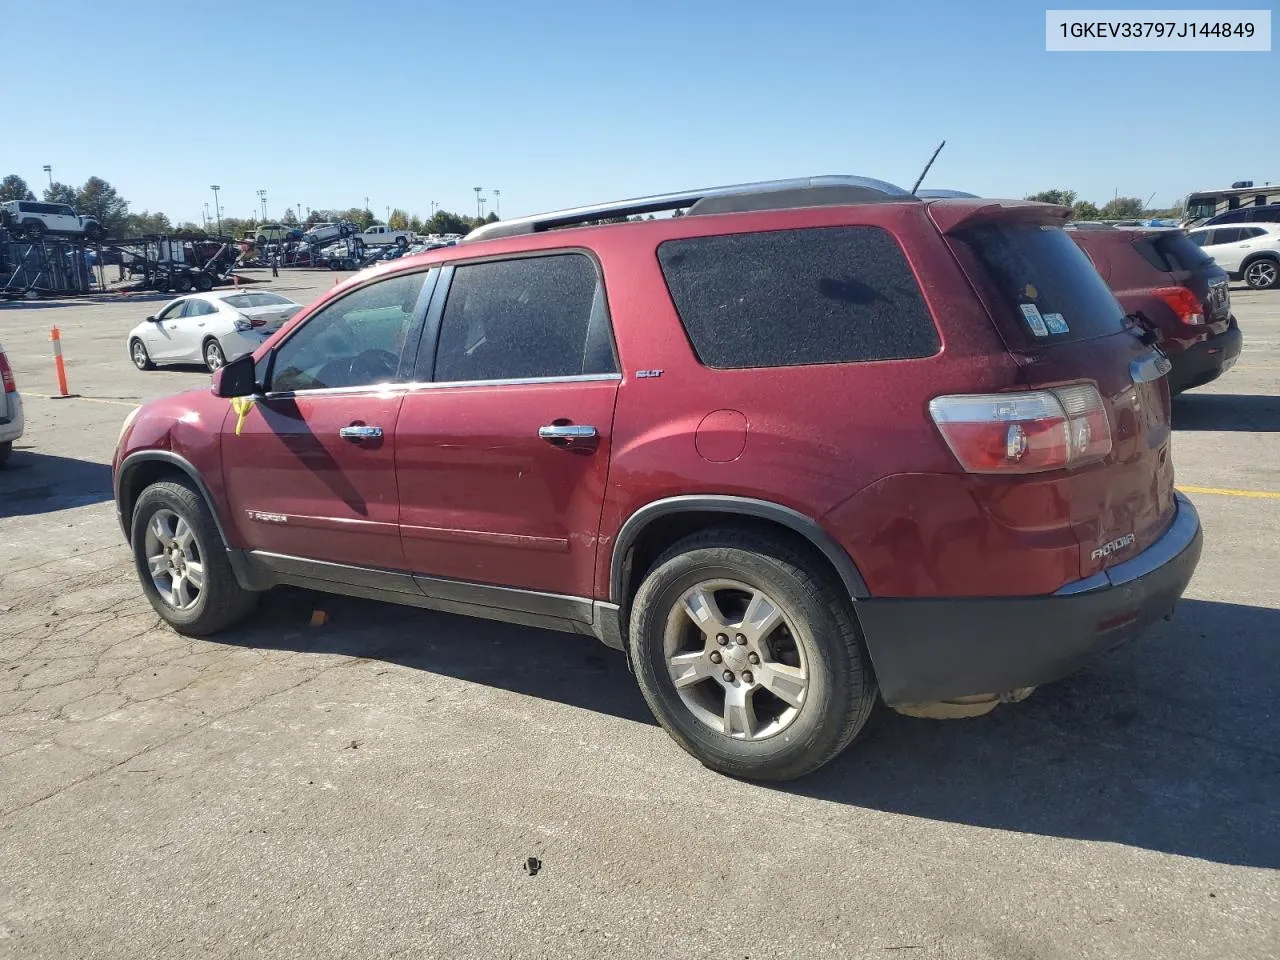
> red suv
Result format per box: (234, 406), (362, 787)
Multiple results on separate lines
(1068, 225), (1241, 394)
(113, 176), (1203, 781)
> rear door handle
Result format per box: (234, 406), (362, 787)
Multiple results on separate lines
(539, 424), (598, 442)
(340, 424), (383, 439)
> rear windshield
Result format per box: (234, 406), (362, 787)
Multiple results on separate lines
(951, 224), (1126, 346)
(1132, 231), (1214, 273)
(223, 292), (292, 308)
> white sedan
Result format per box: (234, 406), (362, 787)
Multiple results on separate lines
(127, 291), (303, 372)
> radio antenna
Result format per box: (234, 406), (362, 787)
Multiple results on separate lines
(910, 140), (946, 195)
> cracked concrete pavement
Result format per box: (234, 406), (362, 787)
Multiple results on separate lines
(1, 272), (1277, 959)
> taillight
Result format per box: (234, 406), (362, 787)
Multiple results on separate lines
(0, 351), (15, 393)
(233, 316), (267, 332)
(929, 384), (1112, 474)
(1152, 286), (1203, 325)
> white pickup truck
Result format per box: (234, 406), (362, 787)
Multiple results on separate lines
(358, 225), (413, 247)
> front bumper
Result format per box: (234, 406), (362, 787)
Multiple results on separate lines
(855, 493), (1202, 706)
(1168, 323), (1242, 393)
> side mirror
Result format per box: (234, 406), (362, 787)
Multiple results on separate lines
(212, 352), (260, 398)
(145, 315), (157, 322)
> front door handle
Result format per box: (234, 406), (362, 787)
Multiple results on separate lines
(340, 424), (383, 439)
(539, 423), (598, 445)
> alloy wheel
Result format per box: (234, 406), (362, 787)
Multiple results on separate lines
(1244, 260), (1278, 290)
(663, 579), (810, 740)
(205, 342), (224, 370)
(143, 509), (205, 610)
(132, 341), (147, 369)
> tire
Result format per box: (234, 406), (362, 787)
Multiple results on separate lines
(203, 338), (225, 372)
(256, 235), (267, 245)
(130, 337), (155, 371)
(0, 441), (11, 466)
(1243, 257), (1280, 290)
(23, 220), (46, 241)
(174, 274), (193, 293)
(83, 223), (103, 242)
(194, 273), (213, 292)
(629, 529), (878, 781)
(395, 235), (408, 248)
(130, 478), (257, 635)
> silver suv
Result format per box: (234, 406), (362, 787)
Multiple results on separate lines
(0, 200), (104, 241)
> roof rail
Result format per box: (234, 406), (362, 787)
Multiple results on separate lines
(462, 175), (914, 243)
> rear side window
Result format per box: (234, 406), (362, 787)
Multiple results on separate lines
(432, 253), (616, 383)
(657, 226), (939, 369)
(1133, 232), (1214, 272)
(951, 224), (1125, 345)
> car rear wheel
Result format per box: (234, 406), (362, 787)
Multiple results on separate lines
(395, 236), (408, 247)
(194, 273), (213, 292)
(629, 529), (878, 781)
(1243, 258), (1280, 290)
(174, 275), (193, 293)
(130, 338), (155, 371)
(23, 220), (45, 241)
(203, 339), (225, 372)
(0, 441), (11, 466)
(130, 479), (257, 635)
(83, 223), (103, 242)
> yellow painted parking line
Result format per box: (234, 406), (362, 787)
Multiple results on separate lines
(31, 395), (139, 408)
(1179, 484), (1280, 500)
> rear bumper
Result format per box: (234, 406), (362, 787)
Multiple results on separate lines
(0, 390), (25, 443)
(856, 493), (1202, 706)
(1168, 323), (1242, 393)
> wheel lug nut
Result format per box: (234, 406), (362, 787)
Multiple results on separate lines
(722, 670), (734, 682)
(748, 652), (760, 664)
(735, 634), (747, 645)
(709, 651), (722, 664)
(716, 634), (728, 646)
(742, 671), (754, 684)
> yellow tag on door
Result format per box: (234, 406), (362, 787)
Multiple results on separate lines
(230, 396), (255, 436)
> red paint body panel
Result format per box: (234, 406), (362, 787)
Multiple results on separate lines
(219, 392), (406, 569)
(395, 379), (618, 596)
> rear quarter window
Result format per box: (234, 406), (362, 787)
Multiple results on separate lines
(656, 226), (939, 369)
(950, 224), (1126, 346)
(1132, 232), (1214, 272)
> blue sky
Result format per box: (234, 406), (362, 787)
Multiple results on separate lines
(4, 0), (1275, 223)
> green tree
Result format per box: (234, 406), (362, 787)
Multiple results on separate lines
(1071, 200), (1101, 220)
(76, 176), (130, 235)
(304, 210), (325, 227)
(43, 182), (79, 206)
(281, 207), (299, 226)
(1099, 197), (1145, 219)
(1, 174), (35, 202)
(1025, 189), (1077, 207)
(484, 211), (499, 224)
(425, 209), (472, 236)
(408, 215), (424, 234)
(124, 211), (174, 237)
(388, 208), (410, 230)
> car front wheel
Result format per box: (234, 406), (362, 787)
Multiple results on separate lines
(130, 479), (256, 634)
(203, 339), (226, 371)
(1243, 258), (1280, 290)
(629, 529), (878, 781)
(130, 338), (155, 370)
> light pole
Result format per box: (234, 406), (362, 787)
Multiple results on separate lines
(297, 201), (302, 225)
(42, 165), (53, 189)
(210, 185), (221, 234)
(386, 205), (391, 224)
(479, 197), (487, 218)
(493, 189), (501, 218)
(257, 189), (267, 221)
(473, 186), (482, 219)
(203, 203), (211, 230)
(430, 200), (437, 216)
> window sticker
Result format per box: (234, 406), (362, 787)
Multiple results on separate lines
(1044, 312), (1069, 335)
(1019, 303), (1049, 337)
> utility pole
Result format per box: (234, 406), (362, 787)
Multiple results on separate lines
(474, 186), (482, 219)
(257, 189), (267, 221)
(210, 185), (221, 234)
(42, 165), (53, 189)
(203, 202), (211, 230)
(430, 200), (437, 216)
(493, 189), (501, 218)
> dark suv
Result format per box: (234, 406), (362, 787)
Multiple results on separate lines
(1068, 226), (1241, 394)
(113, 176), (1203, 781)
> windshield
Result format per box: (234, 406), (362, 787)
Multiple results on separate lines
(950, 223), (1127, 347)
(1185, 197), (1217, 220)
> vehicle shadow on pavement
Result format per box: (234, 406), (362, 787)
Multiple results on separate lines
(0, 449), (113, 517)
(789, 598), (1280, 869)
(1172, 393), (1280, 432)
(211, 586), (658, 726)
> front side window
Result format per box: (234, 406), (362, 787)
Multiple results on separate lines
(156, 300), (188, 320)
(1187, 230), (1210, 247)
(185, 300), (217, 317)
(270, 271), (428, 392)
(432, 253), (614, 383)
(658, 226), (939, 368)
